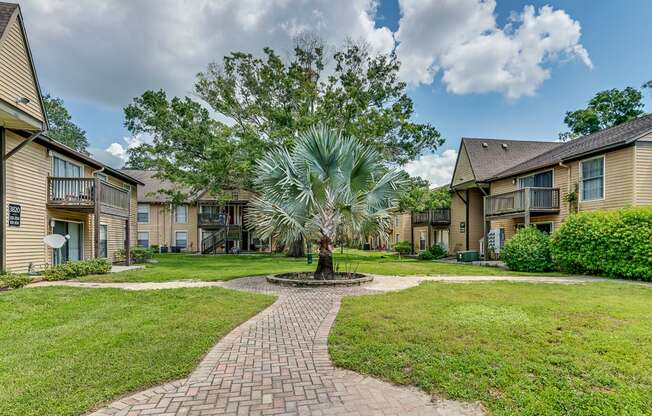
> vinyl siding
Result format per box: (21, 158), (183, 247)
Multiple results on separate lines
(5, 130), (49, 272)
(0, 17), (44, 121)
(390, 213), (411, 247)
(137, 203), (199, 251)
(4, 130), (139, 271)
(488, 145), (636, 243)
(634, 140), (652, 205)
(451, 145), (474, 187)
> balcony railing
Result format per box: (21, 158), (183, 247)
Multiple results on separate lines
(485, 187), (560, 217)
(198, 212), (243, 227)
(412, 208), (451, 225)
(47, 177), (130, 217)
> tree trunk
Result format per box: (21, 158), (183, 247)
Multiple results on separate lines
(314, 236), (333, 279)
(287, 236), (305, 257)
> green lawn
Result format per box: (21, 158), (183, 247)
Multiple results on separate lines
(0, 287), (274, 416)
(80, 250), (565, 283)
(329, 282), (652, 415)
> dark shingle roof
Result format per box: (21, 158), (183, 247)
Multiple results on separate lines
(492, 114), (652, 180)
(462, 138), (560, 183)
(0, 2), (18, 39)
(120, 170), (194, 203)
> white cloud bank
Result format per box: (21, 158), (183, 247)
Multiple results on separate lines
(20, 0), (591, 165)
(405, 149), (458, 187)
(396, 0), (592, 98)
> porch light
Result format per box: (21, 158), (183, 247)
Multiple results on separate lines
(15, 96), (30, 105)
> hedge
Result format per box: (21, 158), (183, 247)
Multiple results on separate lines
(115, 246), (155, 264)
(501, 226), (553, 272)
(551, 207), (652, 280)
(0, 273), (32, 289)
(43, 258), (112, 281)
(394, 241), (412, 255)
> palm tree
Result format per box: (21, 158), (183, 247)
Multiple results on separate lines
(247, 126), (406, 279)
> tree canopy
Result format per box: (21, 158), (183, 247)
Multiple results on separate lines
(195, 39), (443, 165)
(43, 94), (89, 152)
(559, 82), (651, 141)
(124, 90), (249, 202)
(398, 176), (451, 213)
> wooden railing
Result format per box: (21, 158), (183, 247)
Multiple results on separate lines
(47, 177), (95, 206)
(197, 213), (242, 227)
(485, 187), (560, 217)
(412, 208), (451, 225)
(47, 177), (130, 216)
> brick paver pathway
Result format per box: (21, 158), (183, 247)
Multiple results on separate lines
(90, 276), (485, 416)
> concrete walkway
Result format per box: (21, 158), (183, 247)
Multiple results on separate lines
(28, 273), (607, 293)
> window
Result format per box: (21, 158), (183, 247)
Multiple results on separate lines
(137, 204), (149, 223)
(96, 172), (109, 182)
(518, 170), (553, 189)
(175, 231), (188, 248)
(394, 216), (400, 228)
(175, 205), (188, 224)
(581, 156), (604, 201)
(137, 232), (149, 248)
(99, 225), (108, 258)
(419, 231), (426, 251)
(395, 234), (400, 244)
(52, 155), (82, 177)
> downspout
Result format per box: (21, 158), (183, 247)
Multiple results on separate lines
(90, 167), (104, 260)
(559, 162), (571, 214)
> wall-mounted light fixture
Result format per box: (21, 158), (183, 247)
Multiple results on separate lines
(15, 96), (30, 105)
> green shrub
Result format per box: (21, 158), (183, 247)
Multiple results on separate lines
(551, 207), (652, 280)
(150, 244), (160, 252)
(393, 241), (412, 255)
(43, 258), (112, 281)
(428, 244), (447, 259)
(417, 250), (435, 260)
(501, 227), (552, 272)
(115, 246), (155, 264)
(0, 273), (32, 289)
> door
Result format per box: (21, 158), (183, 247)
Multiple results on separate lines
(52, 220), (83, 264)
(99, 225), (108, 258)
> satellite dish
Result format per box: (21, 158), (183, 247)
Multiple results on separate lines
(44, 234), (67, 249)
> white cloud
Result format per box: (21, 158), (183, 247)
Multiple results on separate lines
(396, 0), (591, 98)
(101, 134), (153, 166)
(404, 149), (457, 187)
(20, 0), (393, 108)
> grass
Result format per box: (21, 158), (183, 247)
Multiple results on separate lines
(0, 287), (274, 416)
(329, 282), (652, 415)
(80, 249), (565, 283)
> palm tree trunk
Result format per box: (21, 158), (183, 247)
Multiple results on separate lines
(314, 236), (333, 279)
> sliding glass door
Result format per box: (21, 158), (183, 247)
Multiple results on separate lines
(52, 220), (83, 265)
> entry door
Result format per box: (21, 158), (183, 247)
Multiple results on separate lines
(52, 221), (83, 264)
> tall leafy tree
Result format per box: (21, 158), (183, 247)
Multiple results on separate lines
(124, 90), (248, 203)
(43, 94), (89, 152)
(247, 126), (405, 278)
(559, 86), (646, 141)
(398, 177), (451, 213)
(195, 39), (443, 165)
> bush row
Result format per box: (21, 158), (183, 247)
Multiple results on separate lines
(43, 258), (112, 281)
(501, 207), (652, 281)
(0, 273), (32, 289)
(115, 246), (156, 264)
(418, 244), (447, 260)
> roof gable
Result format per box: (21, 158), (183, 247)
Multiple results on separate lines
(0, 3), (47, 129)
(451, 138), (560, 188)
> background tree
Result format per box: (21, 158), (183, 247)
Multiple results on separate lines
(195, 38), (443, 165)
(398, 176), (451, 213)
(559, 85), (649, 141)
(43, 94), (89, 152)
(247, 126), (405, 278)
(124, 90), (248, 203)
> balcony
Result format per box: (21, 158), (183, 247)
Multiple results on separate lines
(412, 208), (451, 226)
(197, 212), (243, 228)
(47, 177), (131, 218)
(485, 187), (560, 218)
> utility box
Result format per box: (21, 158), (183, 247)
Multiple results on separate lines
(457, 250), (480, 262)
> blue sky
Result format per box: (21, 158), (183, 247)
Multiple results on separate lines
(21, 0), (652, 184)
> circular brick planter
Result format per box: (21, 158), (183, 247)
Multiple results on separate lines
(266, 272), (373, 287)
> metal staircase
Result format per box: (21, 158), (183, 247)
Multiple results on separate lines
(201, 229), (225, 254)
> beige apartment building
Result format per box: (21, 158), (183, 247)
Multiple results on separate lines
(123, 170), (272, 254)
(0, 3), (141, 272)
